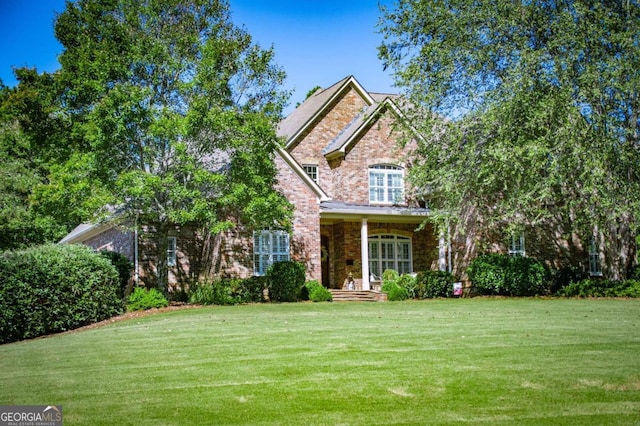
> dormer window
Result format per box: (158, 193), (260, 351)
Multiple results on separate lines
(369, 165), (404, 204)
(303, 164), (318, 183)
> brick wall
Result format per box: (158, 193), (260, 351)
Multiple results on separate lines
(274, 153), (322, 281)
(290, 88), (369, 200)
(321, 221), (438, 288)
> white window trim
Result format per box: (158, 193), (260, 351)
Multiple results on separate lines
(167, 236), (177, 267)
(508, 232), (525, 257)
(368, 164), (404, 205)
(302, 164), (318, 184)
(368, 234), (412, 278)
(253, 230), (290, 276)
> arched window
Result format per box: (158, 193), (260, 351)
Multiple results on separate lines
(368, 164), (404, 204)
(368, 234), (412, 278)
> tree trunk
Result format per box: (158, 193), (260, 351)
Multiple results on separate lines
(603, 213), (637, 281)
(155, 223), (169, 293)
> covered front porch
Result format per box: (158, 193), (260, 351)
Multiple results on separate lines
(318, 201), (439, 290)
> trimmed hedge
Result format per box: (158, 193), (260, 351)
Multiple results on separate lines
(416, 270), (455, 298)
(266, 261), (306, 302)
(0, 244), (123, 343)
(467, 254), (551, 296)
(559, 279), (640, 298)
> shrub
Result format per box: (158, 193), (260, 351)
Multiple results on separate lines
(99, 250), (133, 299)
(382, 269), (400, 281)
(266, 261), (306, 302)
(416, 270), (455, 299)
(560, 279), (640, 298)
(506, 256), (551, 296)
(381, 279), (410, 301)
(235, 276), (268, 304)
(0, 244), (123, 343)
(467, 254), (509, 295)
(397, 274), (418, 298)
(127, 287), (169, 311)
(551, 266), (588, 294)
(467, 254), (551, 296)
(305, 280), (332, 302)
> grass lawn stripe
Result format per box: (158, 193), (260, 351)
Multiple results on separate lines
(0, 299), (639, 425)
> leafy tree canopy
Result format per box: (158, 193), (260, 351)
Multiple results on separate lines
(378, 0), (639, 278)
(48, 0), (293, 288)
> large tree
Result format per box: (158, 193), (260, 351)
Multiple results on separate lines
(52, 0), (292, 289)
(0, 70), (78, 250)
(378, 0), (640, 279)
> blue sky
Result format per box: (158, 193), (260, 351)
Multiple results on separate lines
(0, 0), (396, 114)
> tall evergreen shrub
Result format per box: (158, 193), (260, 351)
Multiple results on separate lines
(266, 261), (305, 302)
(0, 244), (122, 343)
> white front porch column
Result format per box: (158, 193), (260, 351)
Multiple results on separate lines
(360, 218), (370, 290)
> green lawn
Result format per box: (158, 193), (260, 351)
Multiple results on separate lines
(1, 299), (639, 425)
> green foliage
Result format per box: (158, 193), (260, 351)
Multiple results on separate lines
(304, 280), (332, 302)
(99, 250), (133, 299)
(49, 0), (293, 289)
(266, 261), (306, 302)
(384, 284), (410, 301)
(507, 256), (551, 297)
(382, 269), (400, 282)
(187, 276), (266, 306)
(188, 279), (236, 306)
(378, 0), (640, 280)
(467, 254), (509, 296)
(551, 266), (588, 294)
(467, 254), (551, 296)
(396, 273), (418, 298)
(416, 270), (455, 299)
(0, 244), (122, 343)
(559, 279), (640, 298)
(127, 287), (169, 311)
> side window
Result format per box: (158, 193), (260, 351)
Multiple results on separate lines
(508, 232), (525, 257)
(253, 230), (290, 276)
(167, 236), (177, 267)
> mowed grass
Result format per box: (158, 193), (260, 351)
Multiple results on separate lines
(1, 299), (639, 425)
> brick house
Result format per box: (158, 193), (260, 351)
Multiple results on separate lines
(60, 75), (441, 290)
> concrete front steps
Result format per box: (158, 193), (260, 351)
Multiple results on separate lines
(329, 289), (388, 302)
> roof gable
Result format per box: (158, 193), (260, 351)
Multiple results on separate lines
(277, 75), (376, 149)
(322, 96), (408, 159)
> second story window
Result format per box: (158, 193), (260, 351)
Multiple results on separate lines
(303, 164), (318, 183)
(369, 165), (404, 204)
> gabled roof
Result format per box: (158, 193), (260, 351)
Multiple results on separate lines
(322, 96), (407, 159)
(59, 222), (114, 244)
(277, 75), (376, 149)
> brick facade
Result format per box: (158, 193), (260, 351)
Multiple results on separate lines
(66, 77), (441, 289)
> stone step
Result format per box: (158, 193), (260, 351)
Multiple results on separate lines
(329, 290), (388, 302)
